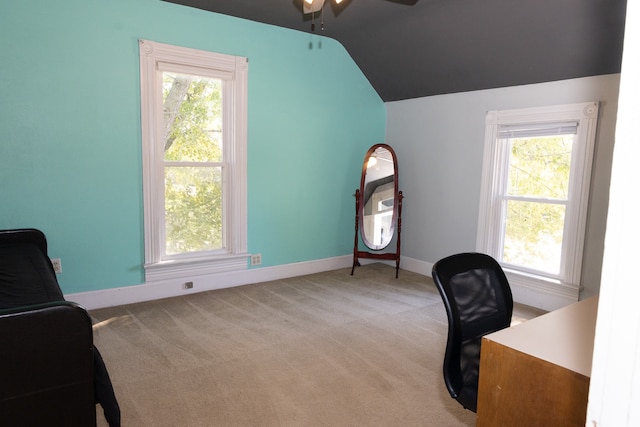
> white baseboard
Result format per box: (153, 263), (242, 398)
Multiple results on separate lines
(398, 256), (433, 277)
(67, 255), (352, 310)
(401, 255), (575, 311)
(67, 253), (571, 312)
(508, 280), (579, 311)
(355, 255), (432, 277)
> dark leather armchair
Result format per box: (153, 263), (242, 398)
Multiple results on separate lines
(1, 301), (96, 425)
(431, 252), (513, 412)
(0, 228), (120, 426)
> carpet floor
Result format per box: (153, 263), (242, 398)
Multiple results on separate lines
(91, 263), (544, 426)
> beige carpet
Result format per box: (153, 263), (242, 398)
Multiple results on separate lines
(91, 263), (544, 426)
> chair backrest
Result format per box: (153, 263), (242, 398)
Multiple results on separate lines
(0, 228), (64, 307)
(431, 252), (513, 412)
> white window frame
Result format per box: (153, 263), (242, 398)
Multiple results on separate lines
(477, 102), (599, 306)
(139, 39), (248, 282)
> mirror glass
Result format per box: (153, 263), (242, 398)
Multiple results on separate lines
(359, 144), (398, 250)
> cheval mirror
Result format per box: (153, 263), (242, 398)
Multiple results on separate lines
(351, 144), (403, 277)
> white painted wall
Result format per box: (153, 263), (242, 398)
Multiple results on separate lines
(386, 75), (620, 304)
(587, 1), (640, 424)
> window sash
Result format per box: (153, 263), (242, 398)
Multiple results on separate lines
(498, 197), (568, 279)
(157, 61), (234, 80)
(498, 121), (578, 139)
(163, 164), (225, 257)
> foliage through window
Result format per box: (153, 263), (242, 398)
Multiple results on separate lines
(163, 73), (223, 255)
(139, 40), (248, 280)
(477, 102), (599, 298)
(502, 130), (573, 275)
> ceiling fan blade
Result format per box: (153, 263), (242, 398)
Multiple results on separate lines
(384, 0), (419, 4)
(329, 0), (352, 15)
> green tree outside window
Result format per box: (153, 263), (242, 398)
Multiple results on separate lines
(162, 72), (223, 255)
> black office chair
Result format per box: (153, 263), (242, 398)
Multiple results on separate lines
(431, 252), (513, 412)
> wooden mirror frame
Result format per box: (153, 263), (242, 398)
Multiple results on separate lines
(351, 144), (403, 278)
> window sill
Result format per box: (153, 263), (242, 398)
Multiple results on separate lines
(503, 268), (580, 308)
(144, 253), (249, 283)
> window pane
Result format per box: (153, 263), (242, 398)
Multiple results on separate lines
(165, 166), (223, 255)
(507, 135), (573, 199)
(162, 72), (222, 163)
(503, 200), (565, 275)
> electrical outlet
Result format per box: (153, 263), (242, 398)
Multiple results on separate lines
(51, 258), (62, 274)
(250, 253), (262, 266)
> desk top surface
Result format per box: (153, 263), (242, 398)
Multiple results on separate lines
(484, 296), (599, 377)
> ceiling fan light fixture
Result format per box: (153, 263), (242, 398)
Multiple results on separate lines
(303, 0), (324, 14)
(303, 0), (345, 31)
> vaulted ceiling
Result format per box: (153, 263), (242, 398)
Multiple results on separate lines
(163, 0), (627, 102)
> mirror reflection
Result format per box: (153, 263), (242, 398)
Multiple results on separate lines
(361, 146), (396, 249)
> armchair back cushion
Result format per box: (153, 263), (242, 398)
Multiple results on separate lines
(0, 232), (64, 307)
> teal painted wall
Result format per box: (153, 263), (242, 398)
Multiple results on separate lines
(0, 0), (385, 293)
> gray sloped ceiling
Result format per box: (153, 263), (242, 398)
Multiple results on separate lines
(163, 0), (627, 102)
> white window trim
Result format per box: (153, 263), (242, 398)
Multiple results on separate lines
(139, 39), (248, 282)
(477, 102), (599, 307)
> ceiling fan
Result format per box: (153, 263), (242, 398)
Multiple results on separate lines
(302, 0), (418, 31)
(302, 0), (342, 15)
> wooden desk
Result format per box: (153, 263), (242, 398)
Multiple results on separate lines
(476, 296), (598, 427)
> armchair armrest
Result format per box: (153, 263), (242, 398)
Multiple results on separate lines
(0, 301), (96, 426)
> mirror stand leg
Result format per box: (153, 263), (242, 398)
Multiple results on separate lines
(351, 258), (360, 275)
(351, 189), (360, 276)
(395, 191), (403, 279)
